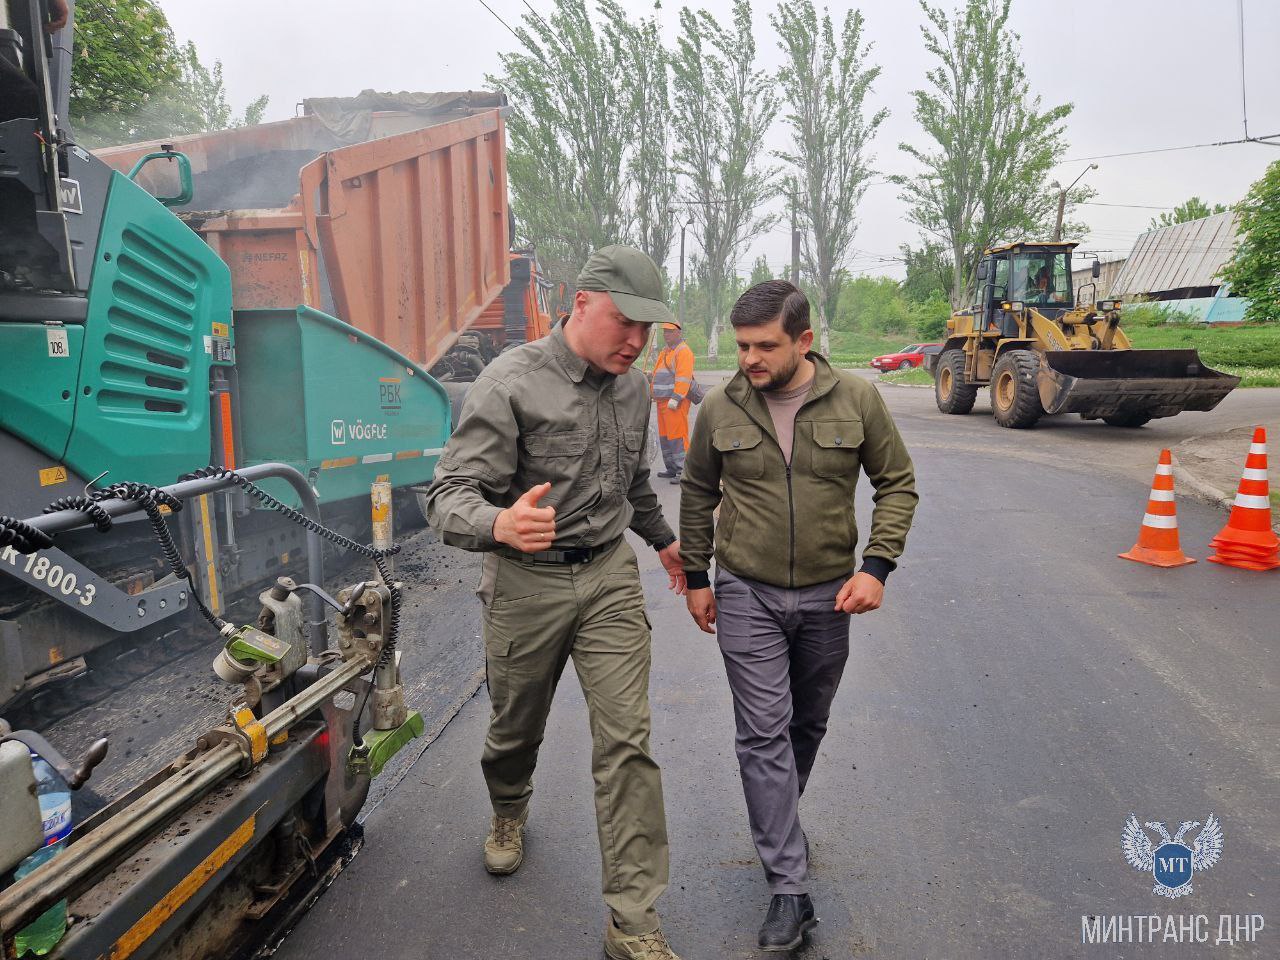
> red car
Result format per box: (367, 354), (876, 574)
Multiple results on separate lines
(870, 343), (935, 372)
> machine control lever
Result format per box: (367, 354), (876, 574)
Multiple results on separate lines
(0, 729), (109, 790)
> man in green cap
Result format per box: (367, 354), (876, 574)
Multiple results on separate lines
(425, 244), (686, 960)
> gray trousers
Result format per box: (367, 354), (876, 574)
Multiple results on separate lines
(658, 434), (686, 473)
(714, 567), (852, 895)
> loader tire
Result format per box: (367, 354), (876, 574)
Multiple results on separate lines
(1103, 412), (1152, 428)
(935, 349), (978, 415)
(990, 350), (1044, 429)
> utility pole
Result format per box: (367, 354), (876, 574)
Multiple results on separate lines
(1052, 163), (1098, 242)
(677, 218), (692, 327)
(790, 185), (801, 286)
(1052, 191), (1068, 243)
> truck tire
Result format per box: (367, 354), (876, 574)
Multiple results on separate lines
(935, 349), (978, 414)
(990, 350), (1044, 429)
(1103, 412), (1152, 428)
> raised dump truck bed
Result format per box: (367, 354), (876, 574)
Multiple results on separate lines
(94, 92), (512, 372)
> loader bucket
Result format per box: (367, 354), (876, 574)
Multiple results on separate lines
(1037, 349), (1240, 420)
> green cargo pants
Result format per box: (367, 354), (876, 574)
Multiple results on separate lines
(478, 538), (669, 935)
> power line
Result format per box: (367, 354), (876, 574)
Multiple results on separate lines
(1057, 133), (1280, 164)
(473, 0), (525, 47)
(1078, 201), (1177, 211)
(520, 0), (555, 36)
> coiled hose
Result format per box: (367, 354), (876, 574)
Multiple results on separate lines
(0, 516), (54, 555)
(179, 466), (401, 668)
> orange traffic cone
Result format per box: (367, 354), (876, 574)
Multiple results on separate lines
(1207, 426), (1279, 571)
(1120, 449), (1195, 567)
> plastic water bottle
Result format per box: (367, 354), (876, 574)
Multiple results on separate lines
(12, 755), (71, 957)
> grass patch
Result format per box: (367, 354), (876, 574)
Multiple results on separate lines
(1216, 366), (1280, 388)
(690, 327), (919, 370)
(1125, 322), (1280, 374)
(879, 367), (934, 386)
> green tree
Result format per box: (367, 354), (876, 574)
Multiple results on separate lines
(748, 254), (774, 286)
(671, 0), (780, 360)
(71, 1), (268, 147)
(773, 0), (885, 356)
(835, 275), (910, 334)
(1148, 196), (1229, 231)
(910, 292), (951, 339)
(492, 0), (633, 284)
(893, 0), (1073, 309)
(1221, 160), (1280, 324)
(70, 0), (181, 132)
(168, 42), (268, 132)
(899, 240), (953, 303)
(612, 10), (678, 273)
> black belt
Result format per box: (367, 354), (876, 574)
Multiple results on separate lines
(497, 537), (619, 566)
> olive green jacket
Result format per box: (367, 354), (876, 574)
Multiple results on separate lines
(679, 354), (917, 589)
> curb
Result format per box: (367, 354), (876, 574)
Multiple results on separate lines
(876, 376), (933, 390)
(1171, 457), (1233, 512)
(1172, 435), (1280, 534)
(1171, 434), (1235, 512)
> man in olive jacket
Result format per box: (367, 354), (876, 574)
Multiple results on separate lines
(680, 280), (917, 951)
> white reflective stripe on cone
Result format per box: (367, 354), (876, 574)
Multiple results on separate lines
(1142, 513), (1179, 528)
(1249, 443), (1267, 455)
(1242, 467), (1269, 481)
(1233, 493), (1272, 509)
(1148, 489), (1175, 502)
(1154, 464), (1173, 475)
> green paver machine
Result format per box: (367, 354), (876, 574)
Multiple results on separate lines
(0, 0), (475, 954)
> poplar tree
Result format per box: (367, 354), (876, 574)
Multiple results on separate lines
(773, 0), (885, 355)
(894, 0), (1073, 308)
(670, 0), (779, 359)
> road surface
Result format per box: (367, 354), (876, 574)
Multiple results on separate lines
(271, 379), (1277, 958)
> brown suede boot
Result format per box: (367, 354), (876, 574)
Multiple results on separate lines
(482, 809), (528, 875)
(604, 920), (681, 960)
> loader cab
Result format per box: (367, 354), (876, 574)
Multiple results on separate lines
(977, 254), (1013, 336)
(1010, 250), (1072, 309)
(978, 243), (1076, 334)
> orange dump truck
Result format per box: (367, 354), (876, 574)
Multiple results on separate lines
(94, 91), (553, 383)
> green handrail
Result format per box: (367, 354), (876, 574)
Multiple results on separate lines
(126, 148), (193, 207)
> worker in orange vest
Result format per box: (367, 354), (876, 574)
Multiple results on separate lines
(651, 322), (696, 483)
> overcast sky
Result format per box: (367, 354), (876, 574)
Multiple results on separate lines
(160, 0), (1280, 280)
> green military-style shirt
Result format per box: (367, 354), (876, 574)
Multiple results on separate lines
(425, 320), (675, 552)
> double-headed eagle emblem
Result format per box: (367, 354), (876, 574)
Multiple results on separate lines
(1123, 814), (1223, 898)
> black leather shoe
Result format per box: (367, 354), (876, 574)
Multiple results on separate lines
(758, 894), (817, 952)
(656, 469), (677, 478)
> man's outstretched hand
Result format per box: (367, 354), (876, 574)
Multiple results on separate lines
(686, 587), (716, 633)
(834, 572), (883, 614)
(493, 482), (556, 553)
(657, 541), (686, 595)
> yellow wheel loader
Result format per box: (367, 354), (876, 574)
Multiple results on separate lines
(926, 242), (1239, 428)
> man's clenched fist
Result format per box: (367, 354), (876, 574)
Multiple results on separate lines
(493, 482), (556, 553)
(834, 571), (883, 614)
(686, 587), (716, 634)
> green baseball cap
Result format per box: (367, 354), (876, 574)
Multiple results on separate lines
(576, 244), (678, 327)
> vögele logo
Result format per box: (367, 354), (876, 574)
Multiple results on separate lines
(1123, 814), (1222, 899)
(330, 420), (346, 445)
